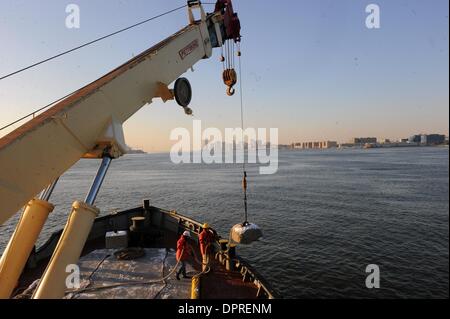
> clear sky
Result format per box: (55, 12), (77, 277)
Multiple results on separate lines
(0, 0), (448, 152)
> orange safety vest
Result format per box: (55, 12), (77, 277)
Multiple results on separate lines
(176, 236), (191, 261)
(199, 230), (214, 256)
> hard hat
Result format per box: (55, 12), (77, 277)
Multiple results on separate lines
(202, 223), (210, 229)
(183, 231), (191, 237)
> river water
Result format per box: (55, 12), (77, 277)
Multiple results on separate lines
(0, 147), (448, 298)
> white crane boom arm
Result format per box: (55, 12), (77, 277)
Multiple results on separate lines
(0, 5), (227, 225)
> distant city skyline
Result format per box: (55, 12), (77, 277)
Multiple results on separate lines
(288, 132), (449, 145)
(126, 131), (448, 153)
(0, 0), (448, 153)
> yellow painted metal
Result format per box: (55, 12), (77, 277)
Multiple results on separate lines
(33, 201), (99, 299)
(0, 199), (54, 299)
(191, 276), (201, 299)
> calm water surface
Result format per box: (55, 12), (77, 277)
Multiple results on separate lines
(0, 147), (448, 298)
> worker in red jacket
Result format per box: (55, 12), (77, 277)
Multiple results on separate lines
(176, 231), (193, 280)
(199, 223), (216, 271)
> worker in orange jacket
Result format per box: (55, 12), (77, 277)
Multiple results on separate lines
(199, 223), (216, 271)
(176, 231), (193, 280)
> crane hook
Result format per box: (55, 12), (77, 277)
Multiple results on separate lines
(223, 69), (237, 97)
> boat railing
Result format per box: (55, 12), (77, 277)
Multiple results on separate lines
(163, 208), (278, 299)
(24, 204), (279, 299)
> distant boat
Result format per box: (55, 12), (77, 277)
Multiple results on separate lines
(364, 143), (377, 149)
(127, 149), (147, 155)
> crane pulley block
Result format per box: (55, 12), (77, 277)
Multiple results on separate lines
(214, 0), (241, 42)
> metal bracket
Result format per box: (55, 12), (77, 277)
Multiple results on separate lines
(187, 0), (206, 24)
(154, 82), (175, 103)
(212, 14), (224, 47)
(83, 117), (128, 159)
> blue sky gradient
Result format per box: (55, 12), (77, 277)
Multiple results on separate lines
(0, 0), (448, 152)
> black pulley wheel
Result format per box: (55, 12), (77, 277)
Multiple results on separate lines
(174, 78), (192, 108)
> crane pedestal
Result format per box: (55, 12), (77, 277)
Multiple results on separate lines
(0, 199), (54, 299)
(33, 201), (99, 299)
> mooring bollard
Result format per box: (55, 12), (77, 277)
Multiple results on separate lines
(218, 239), (228, 264)
(219, 239), (228, 251)
(226, 244), (237, 271)
(191, 276), (201, 299)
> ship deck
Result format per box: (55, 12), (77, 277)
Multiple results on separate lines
(64, 247), (260, 300)
(14, 204), (277, 299)
(66, 249), (193, 299)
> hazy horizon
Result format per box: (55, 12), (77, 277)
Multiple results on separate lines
(0, 0), (448, 153)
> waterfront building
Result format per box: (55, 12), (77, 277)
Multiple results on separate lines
(353, 137), (377, 145)
(292, 141), (338, 150)
(421, 134), (446, 145)
(409, 135), (422, 144)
